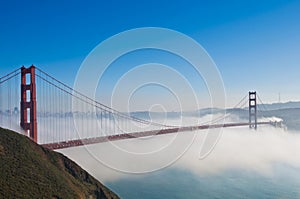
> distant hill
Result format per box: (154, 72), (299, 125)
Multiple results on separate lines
(129, 108), (224, 120)
(259, 108), (300, 131)
(225, 108), (300, 131)
(257, 101), (300, 110)
(130, 106), (300, 131)
(130, 111), (181, 120)
(0, 127), (120, 199)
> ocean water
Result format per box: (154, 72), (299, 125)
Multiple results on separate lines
(106, 164), (300, 199)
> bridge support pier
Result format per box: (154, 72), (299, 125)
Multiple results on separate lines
(20, 65), (37, 142)
(249, 91), (257, 130)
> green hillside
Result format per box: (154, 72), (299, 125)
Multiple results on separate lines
(0, 127), (120, 199)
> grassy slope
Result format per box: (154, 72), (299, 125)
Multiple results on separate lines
(0, 127), (120, 199)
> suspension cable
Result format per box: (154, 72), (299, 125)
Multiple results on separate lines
(0, 67), (21, 80)
(201, 93), (250, 125)
(35, 72), (177, 128)
(257, 94), (269, 112)
(0, 71), (21, 84)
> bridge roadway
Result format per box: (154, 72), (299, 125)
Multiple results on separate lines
(41, 122), (272, 150)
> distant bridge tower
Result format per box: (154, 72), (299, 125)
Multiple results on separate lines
(20, 65), (37, 142)
(249, 91), (257, 130)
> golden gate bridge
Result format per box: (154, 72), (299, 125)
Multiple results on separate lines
(0, 66), (276, 150)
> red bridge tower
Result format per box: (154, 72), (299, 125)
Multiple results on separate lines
(249, 91), (257, 130)
(20, 65), (37, 142)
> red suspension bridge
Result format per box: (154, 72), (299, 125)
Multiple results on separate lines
(0, 66), (276, 150)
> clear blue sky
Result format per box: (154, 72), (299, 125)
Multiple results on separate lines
(0, 0), (300, 110)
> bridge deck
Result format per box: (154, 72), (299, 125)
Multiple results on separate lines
(41, 122), (271, 150)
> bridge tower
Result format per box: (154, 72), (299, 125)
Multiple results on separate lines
(249, 91), (257, 130)
(20, 65), (37, 142)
